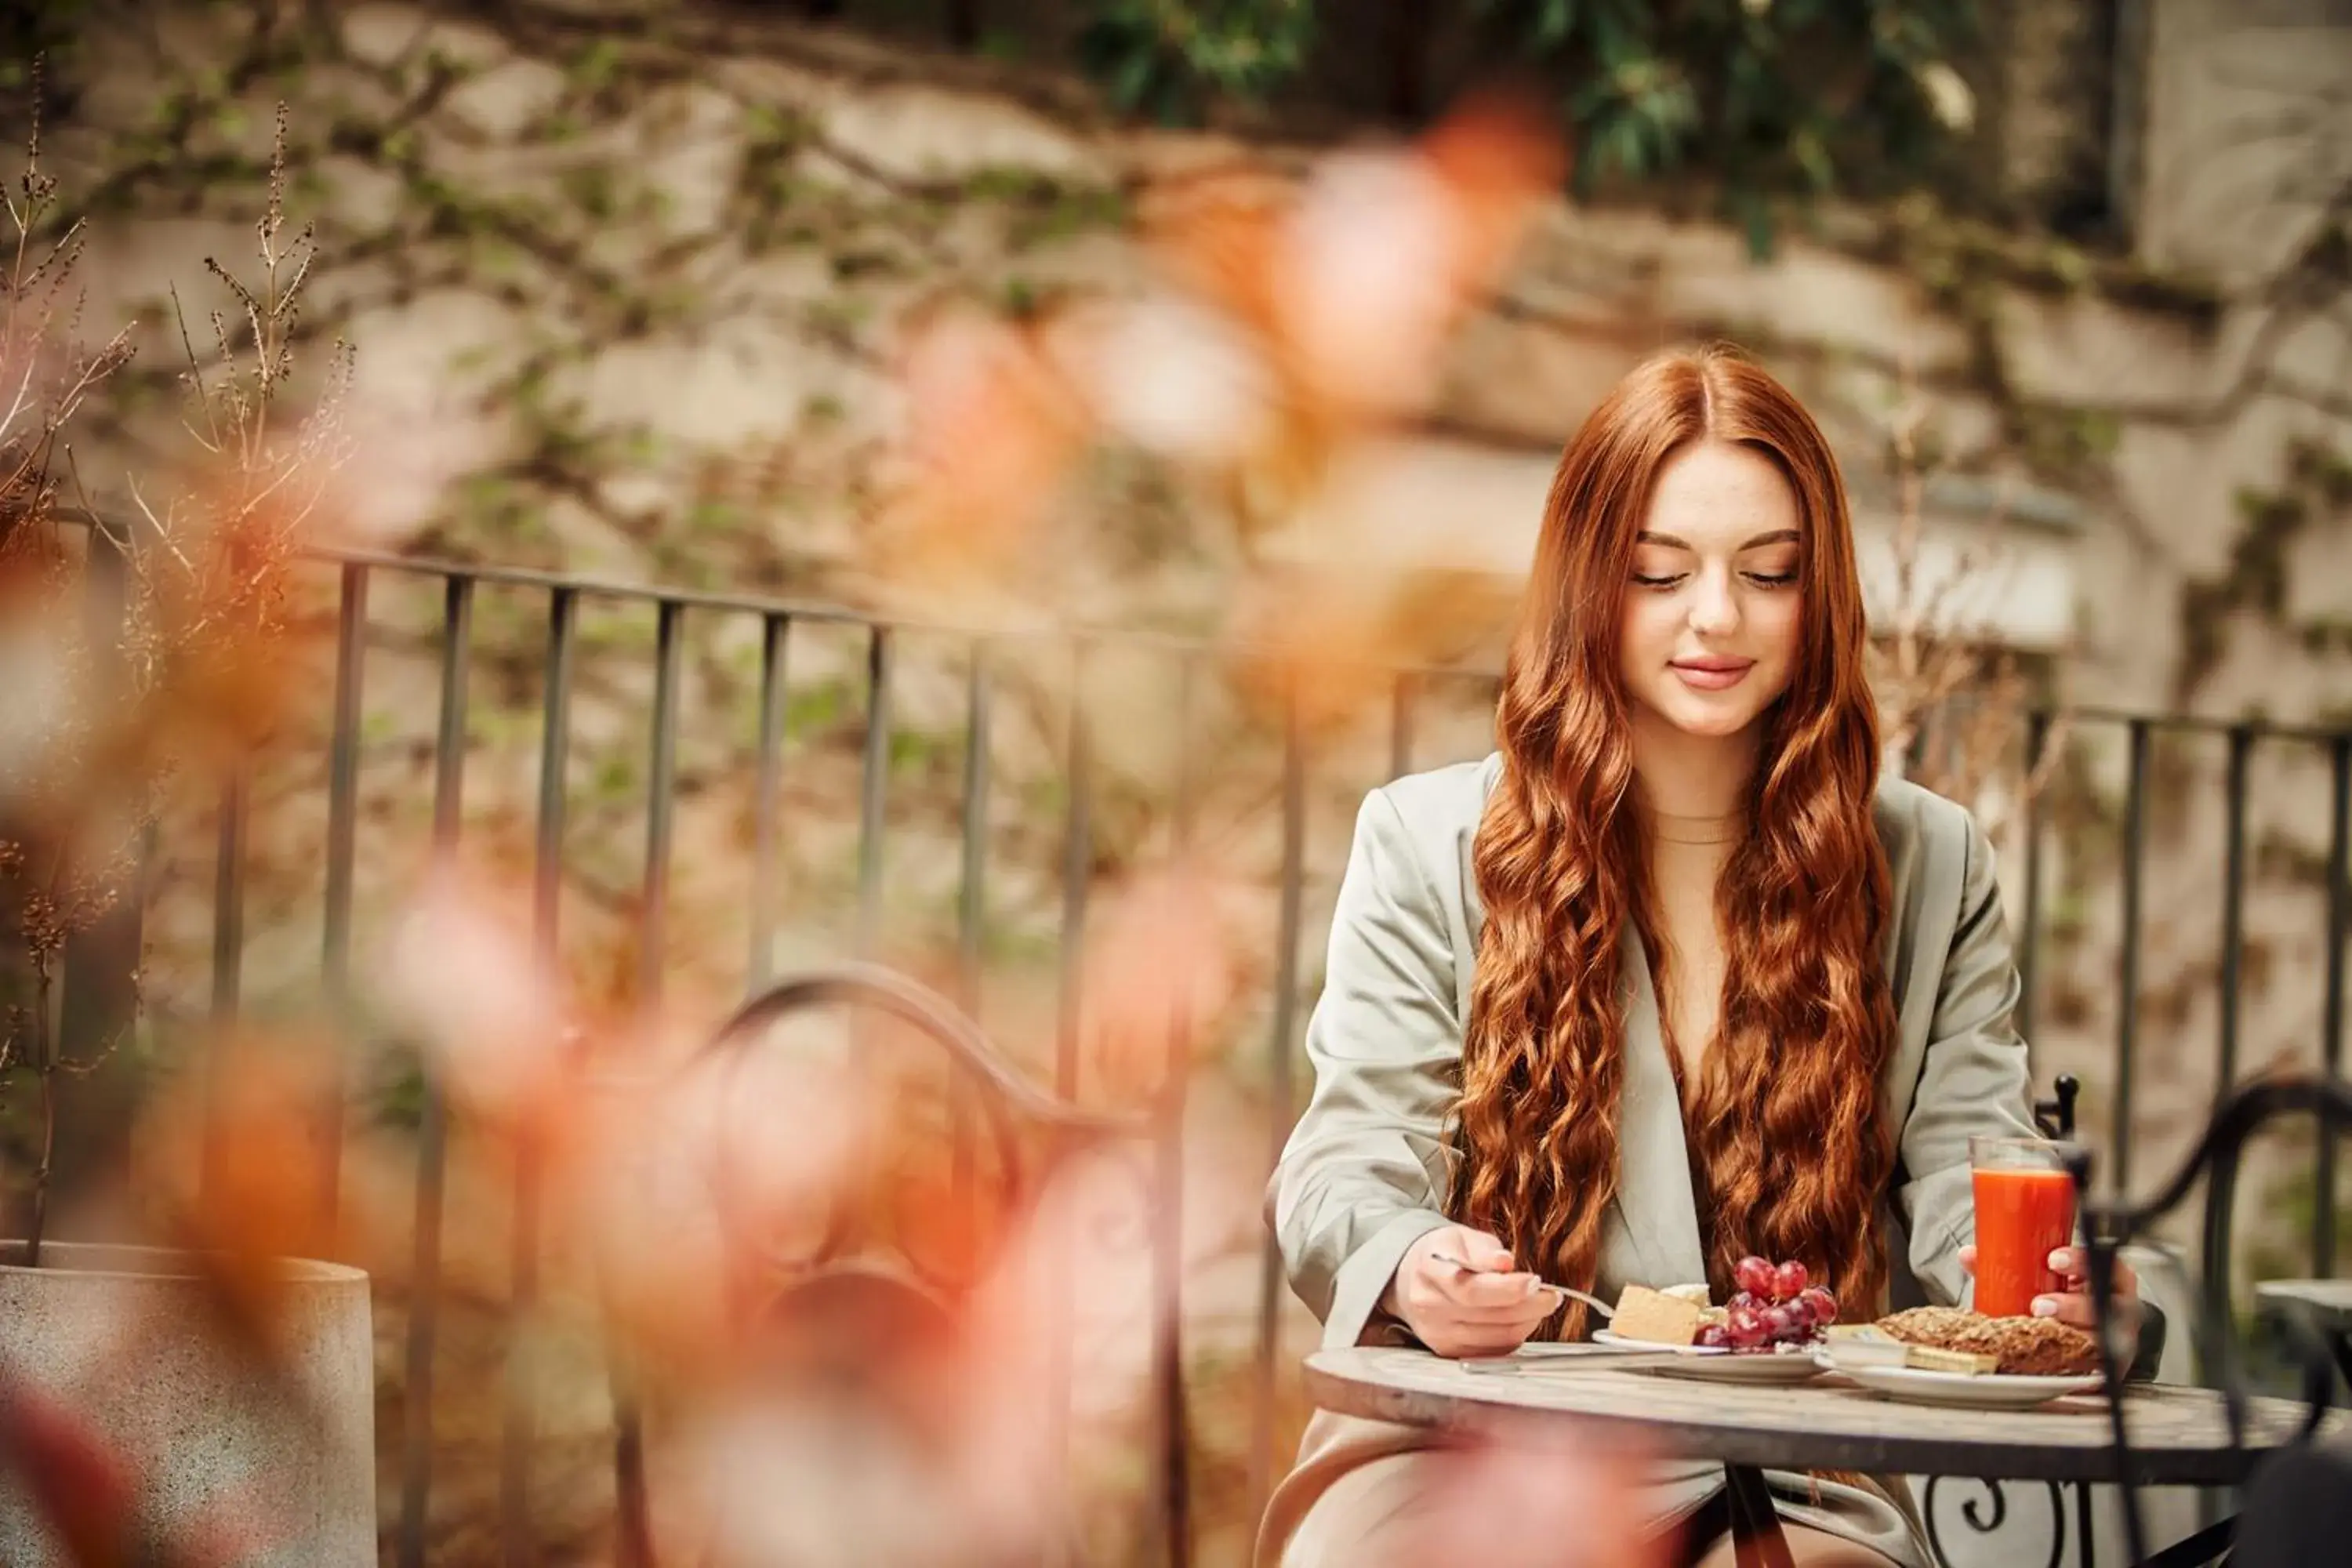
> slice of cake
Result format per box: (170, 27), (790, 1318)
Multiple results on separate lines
(1874, 1306), (2100, 1376)
(1611, 1284), (1705, 1347)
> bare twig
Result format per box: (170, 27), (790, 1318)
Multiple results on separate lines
(1868, 352), (2071, 844)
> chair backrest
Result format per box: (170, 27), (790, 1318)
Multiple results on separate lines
(619, 963), (1187, 1565)
(2033, 1073), (2080, 1142)
(2073, 1073), (2352, 1566)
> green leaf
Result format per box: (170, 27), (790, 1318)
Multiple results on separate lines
(1534, 0), (1579, 49)
(1735, 189), (1777, 260)
(1111, 39), (1160, 111)
(1791, 126), (1834, 194)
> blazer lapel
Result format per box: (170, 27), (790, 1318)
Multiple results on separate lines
(1607, 924), (1711, 1290)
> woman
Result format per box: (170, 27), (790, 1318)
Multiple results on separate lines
(1259, 345), (2142, 1567)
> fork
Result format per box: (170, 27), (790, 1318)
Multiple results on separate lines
(1446, 1260), (1613, 1320)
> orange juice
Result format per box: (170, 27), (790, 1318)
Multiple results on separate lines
(1971, 1165), (2077, 1318)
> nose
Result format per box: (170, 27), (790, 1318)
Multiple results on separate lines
(1688, 567), (1741, 637)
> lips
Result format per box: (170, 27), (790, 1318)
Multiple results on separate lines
(1670, 655), (1754, 691)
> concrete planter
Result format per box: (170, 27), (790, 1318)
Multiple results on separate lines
(0, 1243), (374, 1566)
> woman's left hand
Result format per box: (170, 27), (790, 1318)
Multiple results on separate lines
(1958, 1243), (2140, 1338)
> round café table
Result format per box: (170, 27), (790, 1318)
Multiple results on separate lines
(1305, 1345), (2346, 1568)
(2255, 1279), (2352, 1332)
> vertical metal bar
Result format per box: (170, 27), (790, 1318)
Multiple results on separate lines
(2317, 735), (2349, 1276)
(504, 586), (575, 1567)
(1042, 641), (1092, 1568)
(857, 626), (892, 956)
(952, 644), (993, 1232)
(202, 766), (249, 1203)
(2017, 711), (2050, 1045)
(531, 591), (578, 952)
(2114, 720), (2149, 1194)
(1055, 642), (1091, 1100)
(398, 575), (471, 1568)
(1153, 656), (1199, 1568)
(2216, 727), (2251, 1103)
(56, 514), (143, 1200)
(747, 614), (791, 989)
(316, 561), (369, 1244)
(1389, 673), (1415, 782)
(959, 644), (993, 1009)
(612, 600), (679, 1567)
(209, 776), (249, 1029)
(2200, 724), (2253, 1401)
(1249, 679), (1308, 1530)
(58, 525), (134, 1030)
(638, 600), (685, 1014)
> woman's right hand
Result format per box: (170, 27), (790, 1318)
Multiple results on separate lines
(1383, 1224), (1559, 1358)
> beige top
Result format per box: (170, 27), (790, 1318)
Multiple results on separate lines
(1644, 804), (1744, 1087)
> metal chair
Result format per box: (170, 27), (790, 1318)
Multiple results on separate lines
(608, 963), (1192, 1567)
(2073, 1073), (2352, 1567)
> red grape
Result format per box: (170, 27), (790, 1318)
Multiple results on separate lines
(1729, 1290), (1756, 1312)
(1759, 1305), (1795, 1341)
(1783, 1296), (1816, 1330)
(1734, 1256), (1776, 1298)
(1773, 1261), (1809, 1302)
(1698, 1325), (1730, 1349)
(1798, 1287), (1838, 1327)
(1724, 1305), (1766, 1349)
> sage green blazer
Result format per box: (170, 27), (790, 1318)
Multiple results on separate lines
(1259, 753), (2040, 1566)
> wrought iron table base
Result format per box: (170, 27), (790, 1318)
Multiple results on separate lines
(1920, 1473), (2245, 1568)
(1724, 1464), (1793, 1568)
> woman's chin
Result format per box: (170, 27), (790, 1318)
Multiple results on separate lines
(1652, 699), (1765, 740)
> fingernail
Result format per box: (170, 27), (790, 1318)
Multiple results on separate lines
(2031, 1297), (2060, 1318)
(2047, 1248), (2072, 1269)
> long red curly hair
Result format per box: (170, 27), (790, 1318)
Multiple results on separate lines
(1456, 344), (1900, 1339)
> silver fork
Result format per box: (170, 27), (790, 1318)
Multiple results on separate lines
(1446, 1260), (1613, 1319)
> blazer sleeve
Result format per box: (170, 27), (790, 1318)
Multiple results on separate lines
(1267, 786), (1461, 1350)
(1896, 808), (2042, 1307)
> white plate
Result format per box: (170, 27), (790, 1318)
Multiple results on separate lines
(1591, 1330), (1830, 1384)
(1838, 1363), (2105, 1409)
(1591, 1328), (1724, 1356)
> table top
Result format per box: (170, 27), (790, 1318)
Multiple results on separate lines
(2256, 1279), (2352, 1321)
(1305, 1346), (2345, 1486)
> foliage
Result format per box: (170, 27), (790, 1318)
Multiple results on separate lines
(1076, 0), (1318, 125)
(1073, 0), (1980, 252)
(0, 2), (92, 104)
(1490, 0), (1977, 238)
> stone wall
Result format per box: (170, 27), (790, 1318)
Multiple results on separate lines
(40, 0), (2352, 1256)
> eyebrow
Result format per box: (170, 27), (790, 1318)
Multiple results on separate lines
(1635, 528), (1802, 550)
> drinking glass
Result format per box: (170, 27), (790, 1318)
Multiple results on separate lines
(1969, 1135), (2078, 1318)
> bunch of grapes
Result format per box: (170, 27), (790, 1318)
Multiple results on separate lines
(1697, 1257), (1840, 1352)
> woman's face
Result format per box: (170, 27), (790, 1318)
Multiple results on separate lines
(1617, 438), (1804, 741)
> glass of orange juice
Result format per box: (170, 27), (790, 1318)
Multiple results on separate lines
(1969, 1135), (2079, 1318)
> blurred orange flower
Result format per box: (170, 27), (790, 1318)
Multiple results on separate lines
(879, 302), (1097, 588)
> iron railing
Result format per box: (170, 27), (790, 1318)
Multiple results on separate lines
(31, 516), (2352, 1562)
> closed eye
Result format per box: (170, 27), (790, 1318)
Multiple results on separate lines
(1744, 571), (1798, 587)
(1632, 572), (1686, 589)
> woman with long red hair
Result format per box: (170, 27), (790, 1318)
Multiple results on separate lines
(1258, 345), (2143, 1566)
